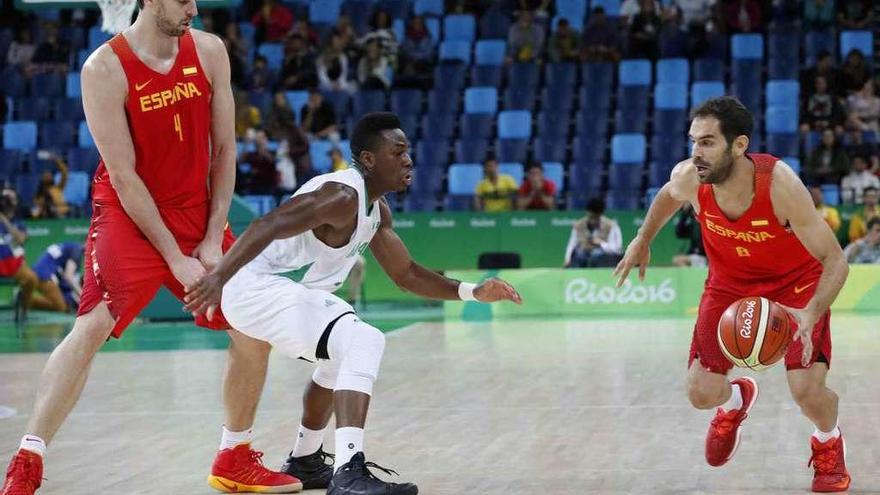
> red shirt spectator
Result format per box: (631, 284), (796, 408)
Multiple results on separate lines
(517, 164), (557, 210)
(252, 0), (294, 43)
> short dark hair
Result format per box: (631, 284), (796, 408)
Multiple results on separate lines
(350, 112), (402, 160)
(865, 186), (878, 194)
(526, 161), (543, 172)
(690, 96), (754, 148)
(868, 217), (880, 231)
(587, 197), (606, 214)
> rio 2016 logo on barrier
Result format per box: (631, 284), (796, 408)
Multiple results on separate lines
(565, 278), (677, 305)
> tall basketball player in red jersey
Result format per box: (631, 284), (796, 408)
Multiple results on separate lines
(615, 97), (851, 492)
(0, 0), (299, 494)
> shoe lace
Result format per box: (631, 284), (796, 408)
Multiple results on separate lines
(248, 449), (266, 467)
(710, 409), (744, 437)
(316, 449), (335, 466)
(809, 443), (841, 475)
(361, 461), (400, 481)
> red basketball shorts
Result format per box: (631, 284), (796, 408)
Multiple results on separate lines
(688, 284), (832, 375)
(78, 202), (235, 338)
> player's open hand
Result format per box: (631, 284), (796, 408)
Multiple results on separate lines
(183, 271), (223, 321)
(613, 237), (651, 288)
(777, 303), (817, 368)
(474, 277), (522, 304)
(170, 255), (206, 292)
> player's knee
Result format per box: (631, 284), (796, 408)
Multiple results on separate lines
(789, 381), (826, 409)
(332, 319), (385, 395)
(687, 380), (723, 409)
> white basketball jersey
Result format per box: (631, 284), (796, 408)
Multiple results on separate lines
(246, 168), (382, 291)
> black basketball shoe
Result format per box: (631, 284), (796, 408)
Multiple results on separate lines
(280, 446), (334, 490)
(328, 452), (417, 495)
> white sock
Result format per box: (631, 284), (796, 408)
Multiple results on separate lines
(19, 435), (46, 457)
(219, 426), (254, 451)
(292, 424), (325, 458)
(720, 383), (743, 412)
(334, 427), (363, 472)
(813, 424), (841, 443)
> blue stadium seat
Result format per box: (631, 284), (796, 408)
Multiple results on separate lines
(653, 109), (687, 136)
(455, 138), (489, 162)
(310, 0), (341, 25)
(474, 40), (506, 65)
(0, 150), (23, 177)
(498, 162), (524, 184)
(749, 132), (762, 151)
(420, 113), (454, 139)
(380, 0), (411, 20)
(398, 114), (419, 139)
(575, 110), (608, 138)
(572, 136), (605, 163)
(63, 171), (91, 208)
(414, 0), (443, 16)
(414, 139), (448, 169)
(1, 66), (26, 98)
(693, 58), (724, 82)
(390, 89), (422, 117)
(533, 137), (567, 162)
(544, 64), (576, 92)
(76, 49), (90, 70)
(444, 14), (475, 42)
(538, 110), (568, 138)
(30, 73), (65, 98)
(352, 90), (386, 117)
(609, 162), (643, 191)
(285, 91), (309, 123)
(556, 0), (587, 24)
(541, 162), (564, 192)
(39, 121), (76, 150)
(496, 139), (528, 162)
(464, 87), (498, 114)
(66, 72), (81, 98)
(731, 80), (761, 114)
(322, 91), (351, 119)
(427, 89), (461, 114)
(541, 87), (573, 114)
(257, 43), (284, 70)
(15, 174), (39, 207)
(478, 11), (510, 39)
(611, 133), (646, 163)
(579, 86), (612, 111)
(582, 62), (614, 90)
(248, 90), (273, 115)
(243, 195), (277, 216)
(731, 33), (764, 59)
(506, 63), (540, 91)
(3, 96), (11, 122)
(765, 133), (799, 157)
(568, 160), (602, 192)
(691, 81), (725, 108)
(821, 184), (840, 206)
(656, 58), (689, 84)
(654, 83), (688, 109)
(433, 64), (466, 90)
(804, 29), (836, 66)
(87, 26), (111, 51)
(590, 0), (620, 16)
(460, 114), (493, 138)
(766, 80), (799, 108)
(607, 189), (641, 210)
(651, 134), (686, 163)
(67, 147), (99, 172)
(54, 98), (85, 122)
(411, 165), (444, 195)
(618, 59), (652, 86)
(768, 31), (799, 60)
(497, 110), (532, 139)
(444, 194), (473, 211)
(768, 57), (799, 79)
(648, 160), (675, 187)
(765, 105), (798, 133)
(15, 97), (51, 121)
(447, 163), (483, 195)
(471, 65), (503, 87)
(503, 87), (536, 111)
(783, 156), (801, 175)
(310, 140), (335, 172)
(3, 121), (37, 150)
(614, 107), (648, 134)
(439, 40), (471, 64)
(404, 195), (440, 212)
(840, 30), (873, 58)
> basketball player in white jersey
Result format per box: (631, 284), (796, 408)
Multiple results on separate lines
(185, 112), (522, 495)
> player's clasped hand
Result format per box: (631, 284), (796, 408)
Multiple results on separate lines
(170, 254), (207, 292)
(777, 303), (817, 368)
(184, 271), (223, 321)
(612, 237), (651, 288)
(473, 278), (523, 304)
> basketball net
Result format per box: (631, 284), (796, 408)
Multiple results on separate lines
(97, 0), (137, 34)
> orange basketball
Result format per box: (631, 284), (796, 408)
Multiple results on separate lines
(717, 296), (795, 371)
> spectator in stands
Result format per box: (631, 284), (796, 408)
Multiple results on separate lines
(263, 92), (297, 142)
(517, 162), (556, 210)
(246, 55), (274, 92)
(31, 153), (69, 219)
(848, 186), (879, 242)
(239, 129), (278, 194)
(843, 126), (879, 170)
(300, 88), (340, 142)
(223, 22), (248, 87)
(251, 0), (294, 43)
(281, 33), (318, 90)
(360, 9), (399, 64)
(840, 49), (871, 95)
(803, 0), (836, 31)
(333, 15), (360, 62)
(291, 18), (320, 49)
(800, 75), (847, 135)
(564, 197), (623, 268)
(837, 0), (873, 29)
(805, 128), (850, 183)
(398, 16), (436, 88)
(6, 28), (36, 69)
(547, 18), (581, 63)
(329, 147), (348, 172)
(620, 0), (662, 25)
(475, 156), (518, 212)
(318, 33), (356, 94)
(358, 39), (392, 90)
(800, 51), (841, 98)
(841, 155), (880, 204)
(581, 6), (621, 63)
(628, 0), (663, 60)
(0, 188), (33, 322)
(720, 0), (764, 33)
(809, 184), (842, 233)
(847, 79), (880, 138)
(234, 89), (261, 138)
(32, 22), (69, 74)
(672, 203), (707, 267)
(844, 217), (880, 263)
(506, 9), (545, 64)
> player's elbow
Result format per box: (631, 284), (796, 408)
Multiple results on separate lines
(107, 166), (138, 196)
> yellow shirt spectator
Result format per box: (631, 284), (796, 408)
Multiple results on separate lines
(476, 174), (518, 212)
(849, 205), (880, 242)
(817, 205), (841, 233)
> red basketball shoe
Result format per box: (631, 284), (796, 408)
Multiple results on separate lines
(208, 444), (302, 493)
(1, 449), (42, 495)
(705, 376), (758, 467)
(809, 432), (850, 493)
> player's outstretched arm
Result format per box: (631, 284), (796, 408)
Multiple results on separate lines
(369, 199), (522, 304)
(771, 161), (849, 366)
(184, 183), (359, 316)
(613, 159), (696, 287)
(81, 46), (203, 288)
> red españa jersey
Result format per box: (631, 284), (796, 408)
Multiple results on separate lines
(697, 153), (823, 294)
(92, 30), (212, 209)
